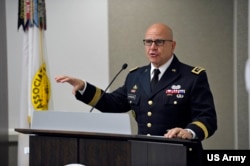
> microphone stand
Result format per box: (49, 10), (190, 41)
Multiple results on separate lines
(89, 63), (128, 112)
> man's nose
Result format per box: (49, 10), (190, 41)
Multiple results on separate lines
(150, 42), (158, 49)
(150, 42), (157, 48)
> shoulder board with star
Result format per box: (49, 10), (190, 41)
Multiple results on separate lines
(129, 67), (139, 72)
(191, 66), (205, 75)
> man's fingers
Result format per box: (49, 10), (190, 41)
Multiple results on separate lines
(55, 75), (85, 95)
(55, 76), (69, 83)
(164, 128), (192, 139)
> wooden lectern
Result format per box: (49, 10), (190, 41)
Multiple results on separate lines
(15, 128), (202, 166)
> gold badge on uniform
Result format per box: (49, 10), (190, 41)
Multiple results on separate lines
(130, 85), (138, 93)
(192, 66), (205, 75)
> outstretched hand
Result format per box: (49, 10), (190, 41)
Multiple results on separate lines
(55, 75), (85, 95)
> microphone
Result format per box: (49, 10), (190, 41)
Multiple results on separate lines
(89, 63), (128, 112)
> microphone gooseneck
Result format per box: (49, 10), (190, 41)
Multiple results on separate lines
(89, 63), (128, 112)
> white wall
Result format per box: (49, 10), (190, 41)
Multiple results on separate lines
(6, 0), (108, 129)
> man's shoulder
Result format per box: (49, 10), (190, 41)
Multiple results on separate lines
(129, 66), (140, 73)
(191, 66), (206, 75)
(179, 62), (206, 76)
(173, 55), (206, 76)
(128, 65), (149, 73)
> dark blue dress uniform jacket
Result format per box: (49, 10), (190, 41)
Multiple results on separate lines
(75, 55), (217, 141)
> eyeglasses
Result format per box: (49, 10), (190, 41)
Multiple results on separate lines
(143, 39), (173, 46)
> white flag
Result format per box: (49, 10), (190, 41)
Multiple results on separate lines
(18, 0), (51, 165)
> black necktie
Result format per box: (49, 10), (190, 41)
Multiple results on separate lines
(151, 69), (160, 91)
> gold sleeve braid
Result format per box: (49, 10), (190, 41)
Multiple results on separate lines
(88, 88), (102, 106)
(192, 121), (209, 139)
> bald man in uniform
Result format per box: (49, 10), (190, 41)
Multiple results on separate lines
(55, 23), (217, 141)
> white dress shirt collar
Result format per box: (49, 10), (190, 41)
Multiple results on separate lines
(150, 55), (174, 80)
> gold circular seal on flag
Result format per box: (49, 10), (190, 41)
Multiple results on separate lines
(31, 63), (50, 110)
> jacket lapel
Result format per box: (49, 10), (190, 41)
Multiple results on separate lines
(139, 65), (151, 96)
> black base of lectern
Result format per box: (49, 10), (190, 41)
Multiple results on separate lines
(15, 128), (202, 166)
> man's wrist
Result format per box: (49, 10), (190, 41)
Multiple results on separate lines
(78, 80), (87, 94)
(185, 129), (196, 139)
